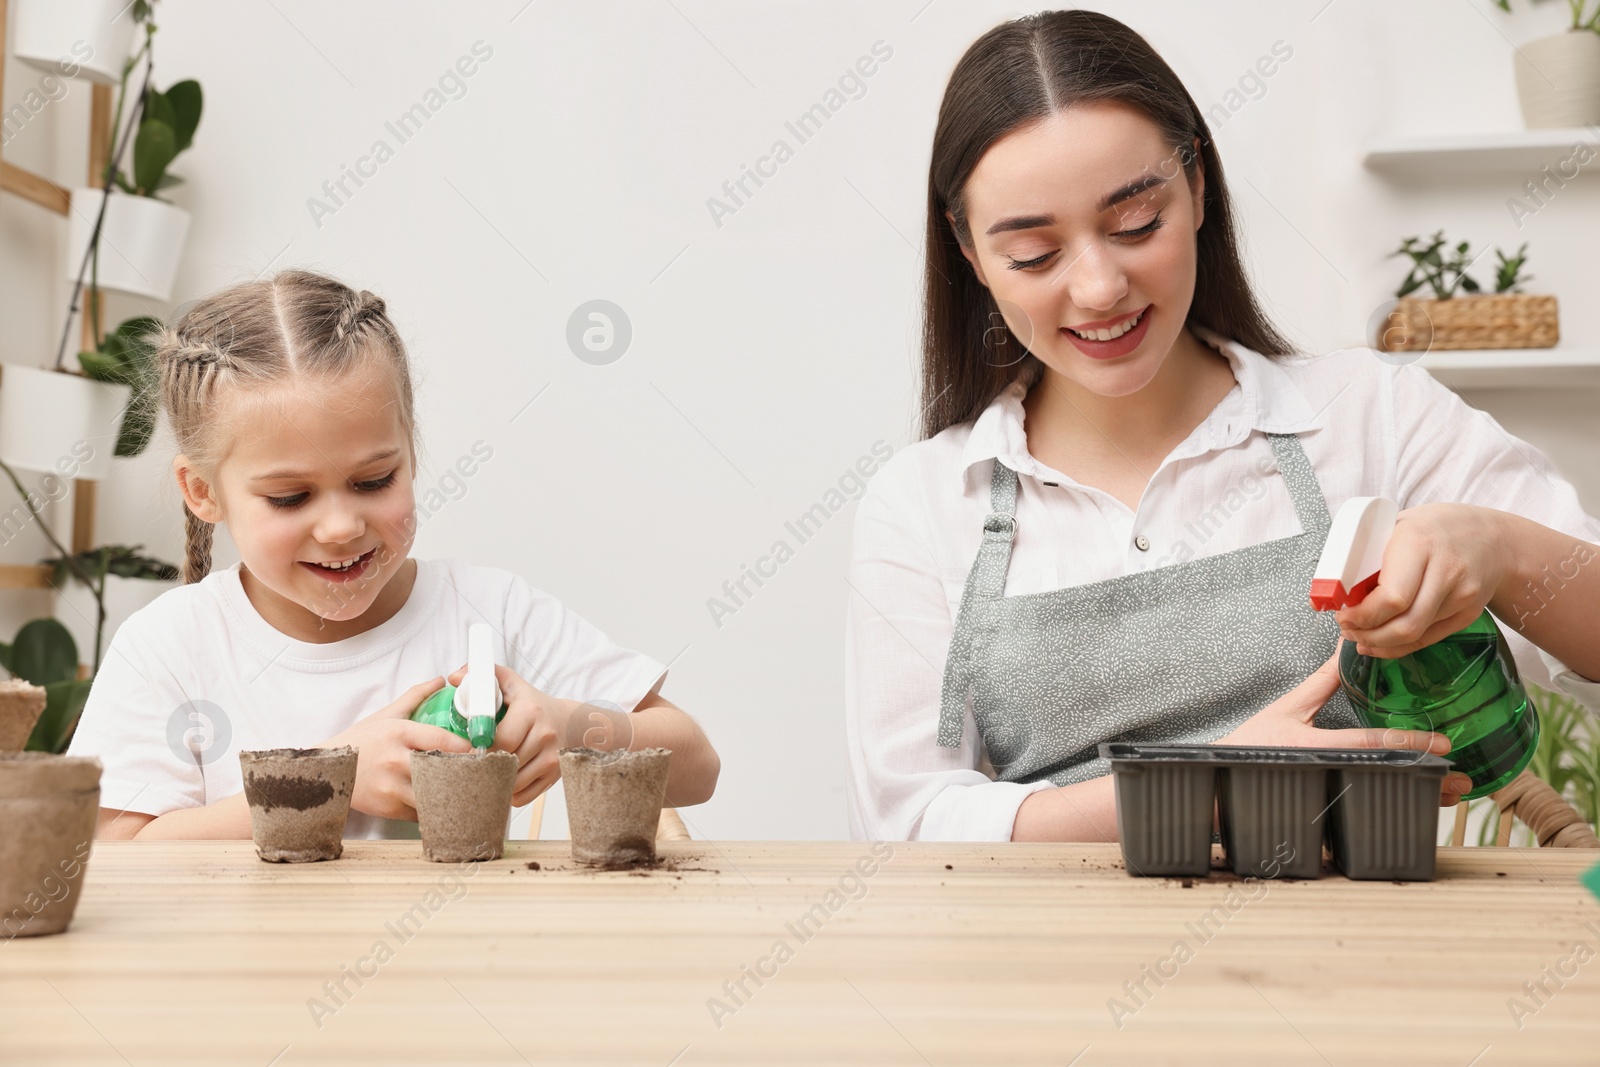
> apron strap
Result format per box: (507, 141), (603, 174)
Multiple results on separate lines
(1265, 432), (1330, 540)
(938, 459), (1022, 746)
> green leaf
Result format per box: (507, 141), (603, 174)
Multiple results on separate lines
(25, 678), (93, 754)
(78, 317), (164, 456)
(114, 318), (161, 457)
(43, 545), (179, 587)
(143, 89), (176, 134)
(163, 80), (203, 154)
(114, 315), (164, 341)
(77, 349), (125, 381)
(132, 118), (177, 196)
(6, 618), (79, 687)
(1461, 275), (1481, 293)
(115, 388), (159, 457)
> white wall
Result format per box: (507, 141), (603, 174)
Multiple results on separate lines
(3, 1), (1595, 839)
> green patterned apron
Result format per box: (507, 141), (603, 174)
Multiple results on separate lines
(938, 431), (1358, 785)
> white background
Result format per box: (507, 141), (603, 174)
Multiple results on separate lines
(3, 1), (1597, 839)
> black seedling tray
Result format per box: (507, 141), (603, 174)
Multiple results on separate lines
(1099, 743), (1450, 881)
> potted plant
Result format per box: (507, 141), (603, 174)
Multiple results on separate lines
(0, 307), (165, 479)
(1375, 231), (1558, 352)
(1471, 686), (1600, 845)
(10, 0), (141, 86)
(0, 4), (187, 479)
(65, 5), (202, 301)
(1496, 0), (1600, 127)
(0, 544), (180, 754)
(0, 364), (130, 480)
(47, 545), (179, 684)
(0, 1), (192, 755)
(0, 619), (92, 755)
(0, 547), (179, 754)
(0, 469), (178, 754)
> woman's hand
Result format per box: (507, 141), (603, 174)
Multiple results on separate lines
(1336, 502), (1508, 659)
(322, 676), (472, 821)
(1215, 652), (1474, 805)
(447, 662), (574, 807)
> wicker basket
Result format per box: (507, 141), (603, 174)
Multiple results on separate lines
(1377, 293), (1559, 352)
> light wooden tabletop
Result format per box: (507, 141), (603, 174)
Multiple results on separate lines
(3, 840), (1598, 1065)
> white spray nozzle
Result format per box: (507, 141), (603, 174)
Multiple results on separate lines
(453, 623), (501, 748)
(1311, 496), (1398, 611)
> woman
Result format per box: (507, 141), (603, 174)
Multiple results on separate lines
(845, 9), (1600, 842)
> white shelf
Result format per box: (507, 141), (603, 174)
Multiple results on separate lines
(1363, 128), (1597, 178)
(1409, 348), (1600, 390)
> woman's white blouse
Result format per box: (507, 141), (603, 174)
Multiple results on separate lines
(845, 328), (1600, 842)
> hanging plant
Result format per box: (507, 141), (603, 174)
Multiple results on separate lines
(76, 316), (163, 457)
(112, 78), (203, 200)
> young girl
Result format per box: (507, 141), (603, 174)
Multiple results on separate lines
(70, 269), (719, 840)
(845, 9), (1600, 842)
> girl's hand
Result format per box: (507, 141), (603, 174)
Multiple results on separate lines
(1214, 652), (1474, 806)
(322, 676), (472, 821)
(447, 663), (574, 807)
(1336, 503), (1507, 659)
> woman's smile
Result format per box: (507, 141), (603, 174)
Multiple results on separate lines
(1061, 303), (1153, 359)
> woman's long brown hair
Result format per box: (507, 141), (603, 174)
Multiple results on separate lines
(921, 9), (1294, 439)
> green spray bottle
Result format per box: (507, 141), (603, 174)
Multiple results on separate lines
(411, 623), (507, 752)
(1311, 497), (1539, 798)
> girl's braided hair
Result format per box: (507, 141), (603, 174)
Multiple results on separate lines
(157, 269), (418, 584)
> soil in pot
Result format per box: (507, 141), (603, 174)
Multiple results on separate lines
(0, 752), (100, 937)
(559, 747), (672, 868)
(411, 750), (518, 862)
(0, 678), (48, 751)
(239, 746), (357, 862)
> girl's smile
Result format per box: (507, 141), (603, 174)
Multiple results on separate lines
(300, 546), (379, 580)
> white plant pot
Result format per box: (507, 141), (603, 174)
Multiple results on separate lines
(67, 189), (190, 301)
(11, 0), (137, 87)
(0, 365), (130, 480)
(58, 574), (178, 667)
(1514, 30), (1600, 128)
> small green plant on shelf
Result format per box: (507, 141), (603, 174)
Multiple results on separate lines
(1469, 686), (1599, 847)
(1493, 242), (1533, 295)
(1492, 0), (1600, 33)
(1389, 231), (1533, 300)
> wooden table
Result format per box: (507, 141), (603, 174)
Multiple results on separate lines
(3, 840), (1598, 1065)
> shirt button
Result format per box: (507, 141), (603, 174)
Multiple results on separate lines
(1134, 535), (1151, 552)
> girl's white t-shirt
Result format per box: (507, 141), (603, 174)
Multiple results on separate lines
(65, 557), (667, 839)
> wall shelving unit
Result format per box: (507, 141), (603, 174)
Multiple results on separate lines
(0, 0), (115, 678)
